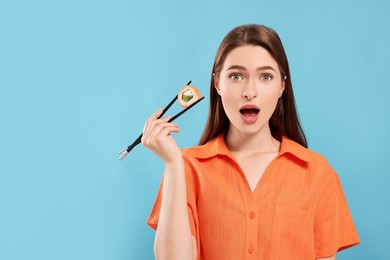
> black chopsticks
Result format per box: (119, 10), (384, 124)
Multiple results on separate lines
(118, 81), (204, 160)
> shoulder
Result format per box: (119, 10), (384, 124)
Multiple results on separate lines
(181, 145), (204, 158)
(307, 149), (336, 175)
(281, 136), (334, 170)
(281, 137), (339, 189)
(180, 144), (210, 168)
(181, 133), (227, 160)
(307, 149), (334, 170)
(180, 144), (218, 170)
(282, 138), (345, 205)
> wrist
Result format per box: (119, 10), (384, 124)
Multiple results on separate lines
(164, 157), (184, 172)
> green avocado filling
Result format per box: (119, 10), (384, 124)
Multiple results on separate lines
(182, 94), (193, 102)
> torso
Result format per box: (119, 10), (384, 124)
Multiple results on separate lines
(168, 134), (360, 259)
(232, 151), (279, 192)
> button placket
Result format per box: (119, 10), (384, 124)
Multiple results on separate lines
(230, 159), (260, 258)
(246, 206), (258, 257)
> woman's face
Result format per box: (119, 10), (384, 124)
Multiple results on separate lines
(215, 45), (285, 135)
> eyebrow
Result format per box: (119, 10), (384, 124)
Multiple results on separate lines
(226, 65), (277, 72)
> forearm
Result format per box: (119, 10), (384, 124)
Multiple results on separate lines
(154, 160), (193, 260)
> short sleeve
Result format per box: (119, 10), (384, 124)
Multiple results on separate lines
(146, 154), (199, 239)
(313, 162), (360, 258)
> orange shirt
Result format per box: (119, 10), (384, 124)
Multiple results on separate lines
(147, 133), (360, 259)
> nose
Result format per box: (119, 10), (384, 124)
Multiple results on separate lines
(242, 79), (257, 100)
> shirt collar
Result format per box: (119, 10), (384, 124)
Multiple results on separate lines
(279, 135), (311, 162)
(192, 132), (311, 162)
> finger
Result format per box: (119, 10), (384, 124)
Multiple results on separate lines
(143, 120), (177, 145)
(153, 125), (180, 146)
(143, 123), (179, 149)
(150, 122), (178, 137)
(147, 116), (173, 134)
(143, 108), (164, 138)
(161, 125), (180, 136)
(162, 115), (173, 122)
(144, 108), (163, 129)
(152, 108), (163, 120)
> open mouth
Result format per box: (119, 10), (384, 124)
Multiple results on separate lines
(239, 107), (260, 124)
(239, 108), (260, 117)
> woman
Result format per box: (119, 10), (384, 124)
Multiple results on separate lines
(142, 24), (359, 260)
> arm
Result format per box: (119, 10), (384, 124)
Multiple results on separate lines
(317, 255), (336, 260)
(142, 109), (195, 260)
(154, 162), (194, 260)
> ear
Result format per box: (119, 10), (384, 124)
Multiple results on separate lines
(214, 79), (221, 95)
(279, 76), (286, 97)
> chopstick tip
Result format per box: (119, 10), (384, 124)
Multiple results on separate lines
(119, 150), (129, 160)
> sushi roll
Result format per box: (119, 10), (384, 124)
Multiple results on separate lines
(178, 85), (202, 108)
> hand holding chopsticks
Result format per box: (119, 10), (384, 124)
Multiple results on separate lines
(118, 81), (204, 160)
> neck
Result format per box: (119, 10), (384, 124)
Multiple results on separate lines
(225, 124), (280, 154)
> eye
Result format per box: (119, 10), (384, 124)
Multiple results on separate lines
(260, 74), (273, 81)
(229, 73), (244, 81)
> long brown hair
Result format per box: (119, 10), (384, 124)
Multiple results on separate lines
(199, 24), (307, 147)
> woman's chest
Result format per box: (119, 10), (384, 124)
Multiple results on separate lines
(195, 159), (318, 259)
(233, 152), (279, 192)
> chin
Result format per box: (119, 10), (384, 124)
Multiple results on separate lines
(230, 122), (268, 136)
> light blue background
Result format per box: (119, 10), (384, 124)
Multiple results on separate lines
(1, 0), (389, 259)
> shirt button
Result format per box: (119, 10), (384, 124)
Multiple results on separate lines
(248, 246), (255, 254)
(249, 211), (256, 219)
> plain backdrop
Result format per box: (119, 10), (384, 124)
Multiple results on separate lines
(1, 0), (389, 259)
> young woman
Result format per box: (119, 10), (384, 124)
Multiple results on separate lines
(142, 24), (359, 260)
